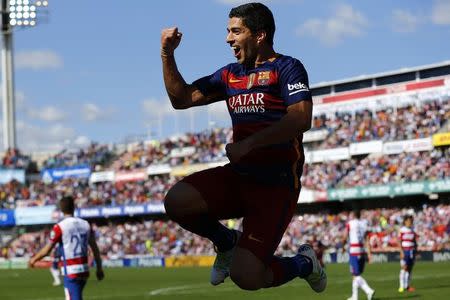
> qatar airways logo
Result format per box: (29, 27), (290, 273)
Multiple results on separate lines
(228, 92), (266, 114)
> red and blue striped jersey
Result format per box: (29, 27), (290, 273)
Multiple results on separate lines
(50, 217), (91, 279)
(193, 55), (312, 184)
(399, 226), (416, 250)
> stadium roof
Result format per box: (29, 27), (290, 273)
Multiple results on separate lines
(311, 60), (450, 90)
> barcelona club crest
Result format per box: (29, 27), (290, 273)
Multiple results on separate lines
(257, 71), (270, 86)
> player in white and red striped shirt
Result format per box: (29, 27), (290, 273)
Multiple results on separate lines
(29, 196), (104, 300)
(398, 215), (417, 293)
(342, 209), (375, 300)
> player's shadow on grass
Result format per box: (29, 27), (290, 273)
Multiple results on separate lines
(377, 295), (420, 300)
(419, 283), (450, 290)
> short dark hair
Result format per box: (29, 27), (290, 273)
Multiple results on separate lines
(353, 209), (361, 219)
(403, 215), (413, 224)
(60, 195), (75, 214)
(229, 2), (275, 46)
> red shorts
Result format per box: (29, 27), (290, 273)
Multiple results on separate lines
(181, 163), (300, 264)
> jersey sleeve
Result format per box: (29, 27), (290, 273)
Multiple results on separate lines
(49, 224), (62, 244)
(279, 58), (312, 106)
(192, 66), (228, 98)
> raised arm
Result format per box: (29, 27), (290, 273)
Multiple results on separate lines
(161, 27), (221, 109)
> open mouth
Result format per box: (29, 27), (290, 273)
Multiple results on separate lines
(231, 46), (241, 59)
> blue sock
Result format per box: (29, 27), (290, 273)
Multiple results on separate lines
(270, 254), (313, 287)
(207, 223), (237, 252)
(296, 254), (313, 278)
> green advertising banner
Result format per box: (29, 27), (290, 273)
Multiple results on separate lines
(9, 258), (28, 269)
(0, 258), (28, 269)
(328, 178), (450, 201)
(0, 260), (10, 269)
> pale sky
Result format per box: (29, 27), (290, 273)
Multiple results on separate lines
(2, 0), (450, 152)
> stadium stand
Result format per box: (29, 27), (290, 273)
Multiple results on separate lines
(307, 99), (449, 150)
(1, 61), (450, 262)
(6, 204), (450, 259)
(42, 143), (116, 170)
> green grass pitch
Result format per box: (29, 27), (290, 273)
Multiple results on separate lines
(1, 262), (449, 299)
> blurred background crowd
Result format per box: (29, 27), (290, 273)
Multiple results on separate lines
(1, 93), (449, 259)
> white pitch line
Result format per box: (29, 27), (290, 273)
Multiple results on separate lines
(18, 271), (450, 300)
(24, 294), (144, 300)
(149, 283), (236, 296)
(148, 272), (450, 296)
(149, 284), (205, 296)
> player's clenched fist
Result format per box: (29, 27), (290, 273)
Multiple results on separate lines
(161, 27), (182, 57)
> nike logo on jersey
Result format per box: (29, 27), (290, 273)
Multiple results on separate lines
(229, 77), (243, 83)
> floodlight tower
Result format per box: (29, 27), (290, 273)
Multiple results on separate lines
(0, 0), (48, 150)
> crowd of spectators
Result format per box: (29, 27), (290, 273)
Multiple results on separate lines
(111, 128), (231, 170)
(0, 92), (448, 210)
(309, 98), (450, 150)
(6, 205), (450, 259)
(337, 148), (450, 188)
(42, 143), (115, 170)
(0, 174), (177, 209)
(108, 98), (449, 169)
(302, 159), (357, 191)
(277, 205), (450, 256)
(1, 145), (448, 209)
(302, 147), (450, 190)
(1, 148), (35, 171)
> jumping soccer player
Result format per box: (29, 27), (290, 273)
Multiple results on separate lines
(343, 210), (375, 300)
(161, 2), (326, 292)
(29, 196), (104, 300)
(398, 215), (417, 293)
